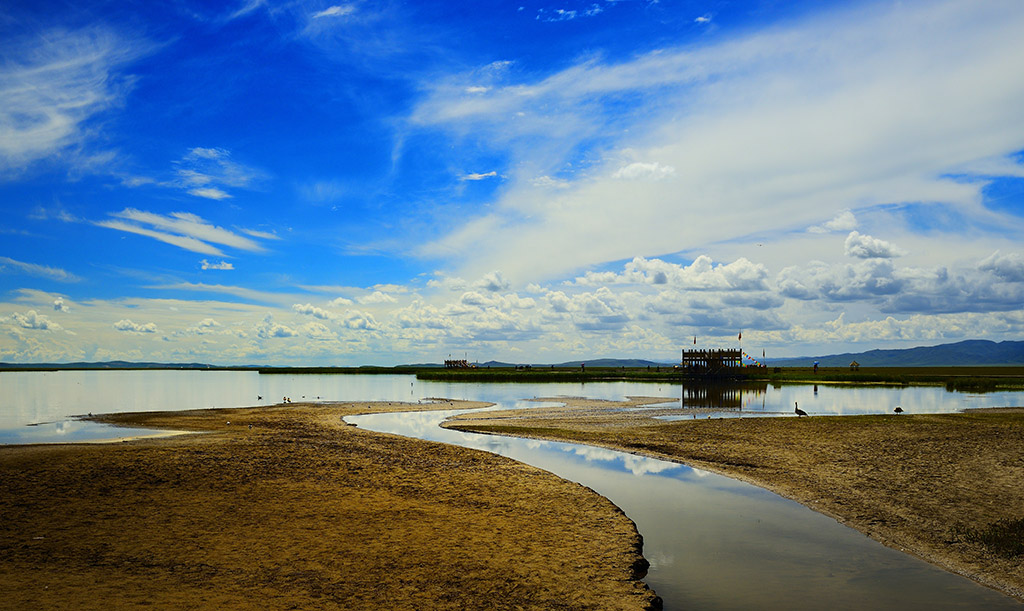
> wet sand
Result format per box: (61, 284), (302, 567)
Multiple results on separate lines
(0, 401), (658, 611)
(446, 397), (1024, 603)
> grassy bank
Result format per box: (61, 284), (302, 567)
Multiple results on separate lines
(412, 365), (1024, 389)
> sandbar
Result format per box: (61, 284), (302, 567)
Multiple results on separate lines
(0, 400), (658, 610)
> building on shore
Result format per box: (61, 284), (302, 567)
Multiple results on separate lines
(679, 349), (743, 375)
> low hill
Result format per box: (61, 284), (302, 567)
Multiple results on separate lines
(769, 340), (1024, 367)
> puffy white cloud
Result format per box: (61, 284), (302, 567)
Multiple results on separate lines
(201, 259), (235, 270)
(255, 315), (298, 339)
(113, 319), (158, 334)
(340, 310), (379, 330)
(978, 251), (1024, 282)
(358, 291), (398, 304)
(844, 231), (906, 259)
(53, 298), (70, 312)
(299, 321), (334, 339)
(808, 210), (858, 234)
(6, 310), (62, 331)
(292, 303), (335, 320)
(574, 256), (769, 291)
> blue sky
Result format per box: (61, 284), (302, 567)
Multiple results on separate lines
(2, 0), (1024, 366)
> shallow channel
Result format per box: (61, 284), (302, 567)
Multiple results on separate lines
(348, 407), (1022, 611)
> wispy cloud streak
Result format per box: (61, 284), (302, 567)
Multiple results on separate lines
(0, 26), (149, 174)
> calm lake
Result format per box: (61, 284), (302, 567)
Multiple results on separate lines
(2, 370), (1023, 609)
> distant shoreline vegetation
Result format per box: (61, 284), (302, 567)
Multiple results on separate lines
(1, 362), (1023, 391)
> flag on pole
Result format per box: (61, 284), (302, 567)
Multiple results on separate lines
(693, 336), (696, 345)
(738, 332), (742, 341)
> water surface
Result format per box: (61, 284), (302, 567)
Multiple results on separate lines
(3, 370), (1022, 443)
(351, 408), (1023, 610)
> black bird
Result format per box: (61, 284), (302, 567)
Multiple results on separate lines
(795, 402), (808, 417)
(894, 406), (904, 415)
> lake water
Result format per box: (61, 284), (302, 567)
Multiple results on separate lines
(3, 370), (1023, 444)
(2, 370), (1022, 609)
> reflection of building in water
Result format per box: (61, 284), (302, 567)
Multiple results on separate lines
(680, 383), (769, 410)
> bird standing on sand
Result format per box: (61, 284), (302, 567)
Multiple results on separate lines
(795, 402), (808, 417)
(894, 406), (904, 414)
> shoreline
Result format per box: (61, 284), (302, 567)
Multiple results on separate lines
(446, 397), (1024, 603)
(0, 400), (659, 610)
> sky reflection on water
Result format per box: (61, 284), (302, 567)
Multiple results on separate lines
(352, 409), (1023, 610)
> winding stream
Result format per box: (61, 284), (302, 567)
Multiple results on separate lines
(3, 371), (1022, 608)
(348, 407), (1022, 610)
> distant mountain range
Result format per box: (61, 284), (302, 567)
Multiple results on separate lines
(2, 340), (1022, 371)
(765, 340), (1024, 367)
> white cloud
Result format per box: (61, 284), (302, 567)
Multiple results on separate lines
(844, 231), (906, 259)
(0, 257), (80, 282)
(358, 291), (397, 304)
(97, 209), (268, 256)
(313, 5), (356, 19)
(0, 26), (148, 175)
(53, 298), (70, 312)
(574, 256), (769, 291)
(695, 14), (712, 24)
(808, 210), (858, 234)
(172, 147), (267, 199)
(531, 175), (571, 189)
(462, 171), (498, 181)
(414, 2), (1024, 286)
(201, 259), (235, 270)
(255, 315), (298, 339)
(188, 187), (232, 200)
(612, 161), (676, 181)
(292, 303), (335, 320)
(113, 319), (158, 334)
(978, 251), (1024, 282)
(5, 310), (62, 331)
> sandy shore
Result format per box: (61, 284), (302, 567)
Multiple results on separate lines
(0, 401), (658, 611)
(446, 396), (1024, 603)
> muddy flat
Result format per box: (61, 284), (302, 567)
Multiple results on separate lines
(0, 401), (658, 610)
(447, 397), (1024, 603)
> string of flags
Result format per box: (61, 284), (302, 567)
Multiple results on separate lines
(742, 350), (765, 367)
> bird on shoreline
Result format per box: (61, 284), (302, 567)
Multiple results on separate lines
(894, 406), (904, 414)
(795, 402), (808, 417)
